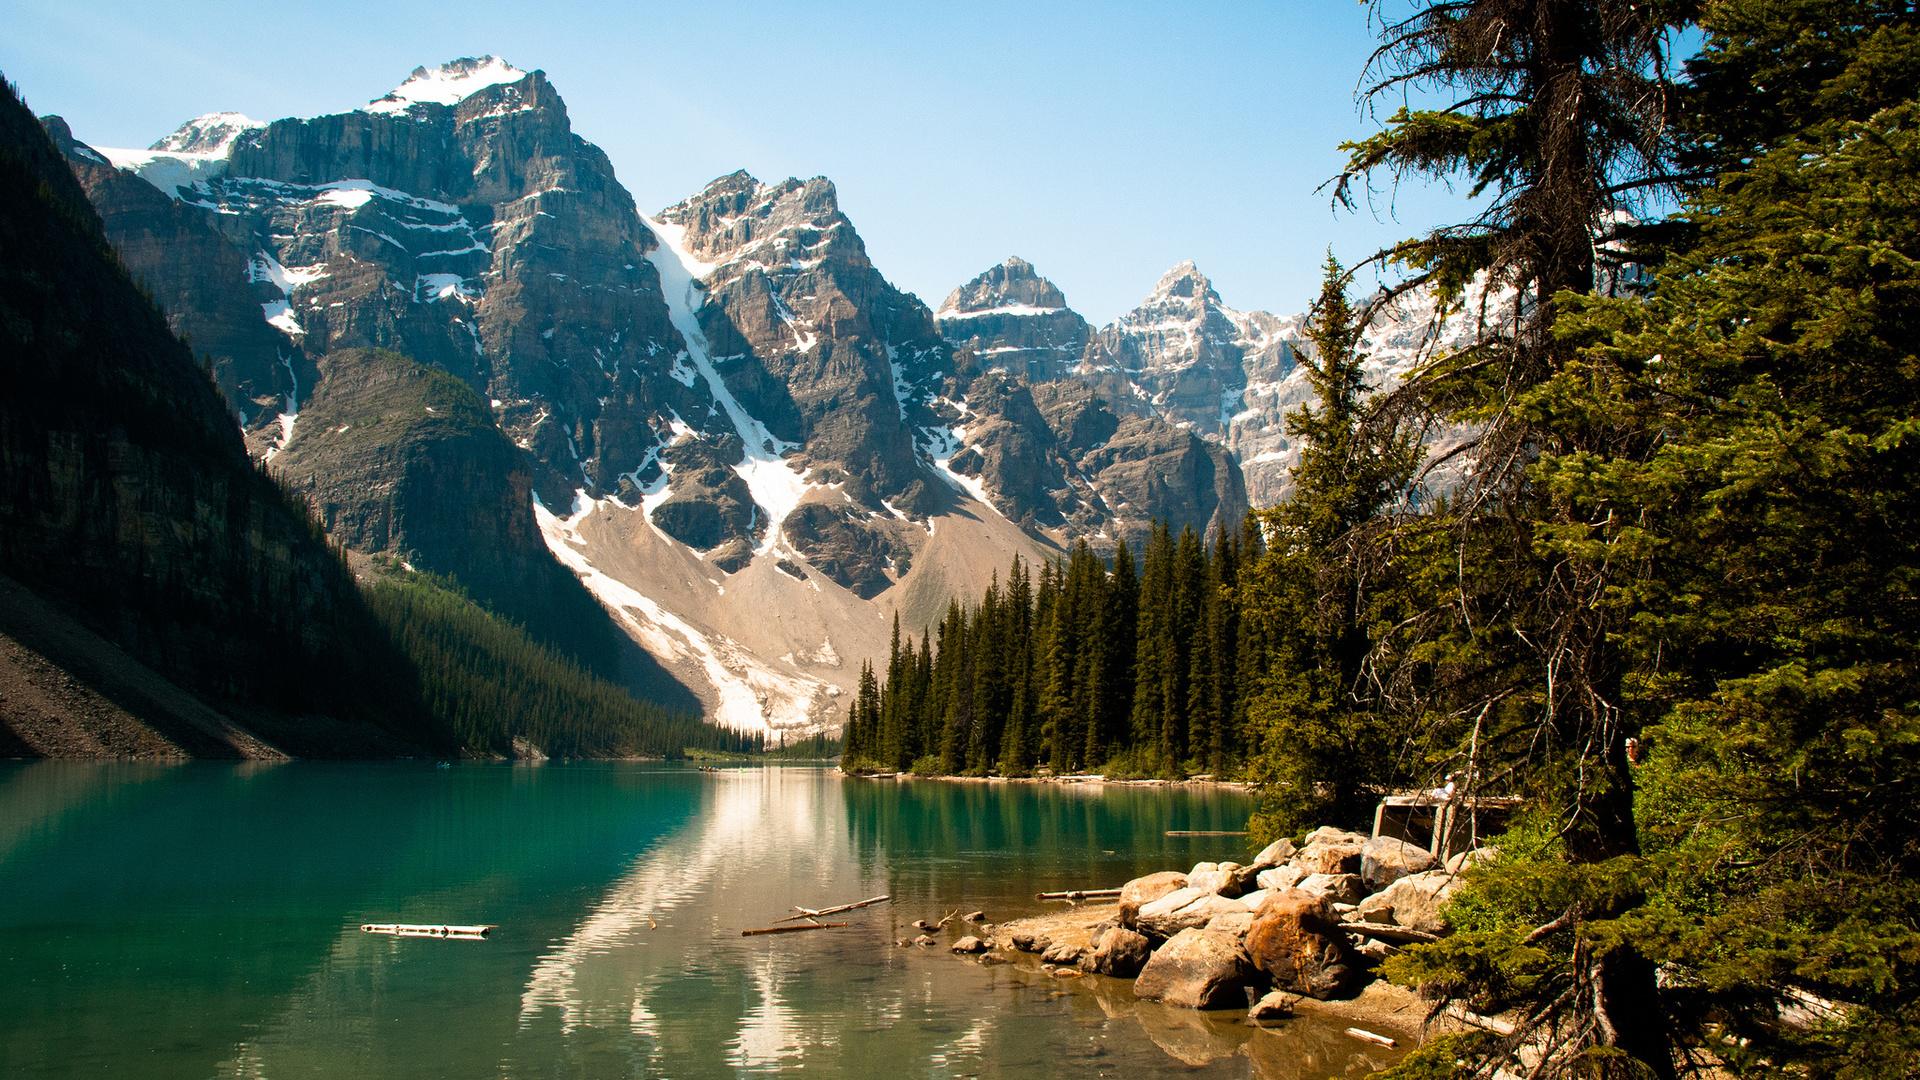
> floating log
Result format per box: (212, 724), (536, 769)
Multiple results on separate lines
(1345, 921), (1441, 944)
(774, 895), (890, 923)
(1035, 889), (1123, 901)
(742, 922), (848, 936)
(361, 923), (494, 938)
(1165, 830), (1248, 837)
(1345, 1027), (1397, 1048)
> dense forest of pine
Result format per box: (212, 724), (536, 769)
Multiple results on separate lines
(856, 1), (1920, 1076)
(364, 568), (760, 760)
(839, 522), (1272, 780)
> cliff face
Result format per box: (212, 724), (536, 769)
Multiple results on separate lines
(41, 116), (299, 431)
(267, 348), (636, 670)
(0, 80), (449, 754)
(44, 59), (1265, 738)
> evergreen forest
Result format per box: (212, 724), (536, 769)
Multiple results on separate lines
(853, 1), (1920, 1076)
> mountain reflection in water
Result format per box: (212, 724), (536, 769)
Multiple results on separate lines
(0, 761), (1402, 1078)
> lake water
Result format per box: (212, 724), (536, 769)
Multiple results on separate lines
(0, 761), (1403, 1078)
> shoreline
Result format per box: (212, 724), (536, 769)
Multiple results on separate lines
(836, 766), (1254, 793)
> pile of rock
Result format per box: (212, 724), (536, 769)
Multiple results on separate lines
(1001, 828), (1495, 1012)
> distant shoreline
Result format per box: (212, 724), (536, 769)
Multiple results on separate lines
(836, 767), (1253, 793)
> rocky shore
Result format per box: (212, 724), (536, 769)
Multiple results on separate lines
(918, 826), (1497, 1042)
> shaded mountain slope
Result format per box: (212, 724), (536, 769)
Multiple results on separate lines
(0, 75), (451, 755)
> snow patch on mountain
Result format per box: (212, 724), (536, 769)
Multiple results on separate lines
(364, 57), (527, 114)
(536, 494), (829, 735)
(92, 146), (229, 199)
(150, 112), (263, 155)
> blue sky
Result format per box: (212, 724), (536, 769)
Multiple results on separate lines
(2, 0), (1476, 324)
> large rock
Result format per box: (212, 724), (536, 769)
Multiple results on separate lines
(1295, 872), (1366, 906)
(1137, 888), (1250, 940)
(1291, 842), (1363, 876)
(1250, 837), (1296, 870)
(1121, 871), (1190, 906)
(1244, 889), (1364, 1001)
(1304, 827), (1369, 847)
(1256, 865), (1306, 893)
(1041, 941), (1085, 966)
(1361, 836), (1438, 891)
(1132, 928), (1254, 1010)
(1380, 870), (1462, 937)
(1081, 926), (1153, 977)
(1187, 860), (1255, 898)
(1446, 845), (1500, 874)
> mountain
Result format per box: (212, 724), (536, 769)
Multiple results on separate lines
(0, 77), (454, 758)
(52, 58), (1507, 739)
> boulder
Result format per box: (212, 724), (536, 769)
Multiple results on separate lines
(1204, 910), (1256, 938)
(1010, 932), (1050, 953)
(1121, 871), (1190, 906)
(1188, 861), (1255, 898)
(1118, 900), (1142, 929)
(1296, 872), (1366, 906)
(913, 934), (937, 946)
(1236, 889), (1271, 910)
(1361, 836), (1439, 891)
(1380, 869), (1462, 936)
(1291, 842), (1363, 876)
(1355, 890), (1395, 924)
(1247, 990), (1296, 1021)
(1137, 890), (1251, 940)
(1042, 941), (1085, 966)
(1244, 889), (1365, 1000)
(1256, 865), (1306, 893)
(1189, 861), (1221, 877)
(1304, 826), (1369, 847)
(950, 936), (988, 953)
(1446, 845), (1500, 874)
(1250, 837), (1296, 870)
(1081, 926), (1153, 977)
(1132, 928), (1255, 1009)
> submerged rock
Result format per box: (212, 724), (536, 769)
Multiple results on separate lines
(1082, 926), (1153, 977)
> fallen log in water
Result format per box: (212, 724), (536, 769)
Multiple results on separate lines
(742, 922), (848, 936)
(1034, 889), (1123, 901)
(1345, 1027), (1397, 1048)
(774, 895), (890, 923)
(361, 923), (494, 938)
(1164, 830), (1247, 837)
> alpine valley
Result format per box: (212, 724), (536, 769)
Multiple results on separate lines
(32, 58), (1468, 741)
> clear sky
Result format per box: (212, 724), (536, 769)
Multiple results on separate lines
(1, 0), (1473, 325)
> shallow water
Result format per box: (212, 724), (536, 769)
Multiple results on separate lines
(0, 761), (1402, 1078)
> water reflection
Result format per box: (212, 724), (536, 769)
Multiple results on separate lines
(1, 763), (1407, 1079)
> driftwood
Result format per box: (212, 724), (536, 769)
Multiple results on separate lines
(1345, 1027), (1397, 1047)
(1346, 921), (1441, 944)
(1164, 830), (1247, 837)
(742, 922), (848, 936)
(1035, 889), (1123, 901)
(773, 895), (891, 923)
(361, 923), (493, 938)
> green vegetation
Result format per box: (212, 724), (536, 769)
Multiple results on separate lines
(363, 566), (756, 759)
(1247, 1), (1920, 1076)
(839, 525), (1267, 779)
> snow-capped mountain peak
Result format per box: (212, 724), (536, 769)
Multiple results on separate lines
(364, 56), (527, 114)
(149, 112), (263, 155)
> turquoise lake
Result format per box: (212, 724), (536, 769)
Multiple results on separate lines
(0, 761), (1403, 1078)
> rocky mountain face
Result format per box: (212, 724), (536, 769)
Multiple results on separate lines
(267, 347), (661, 686)
(46, 57), (1297, 739)
(0, 81), (452, 757)
(936, 257), (1090, 379)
